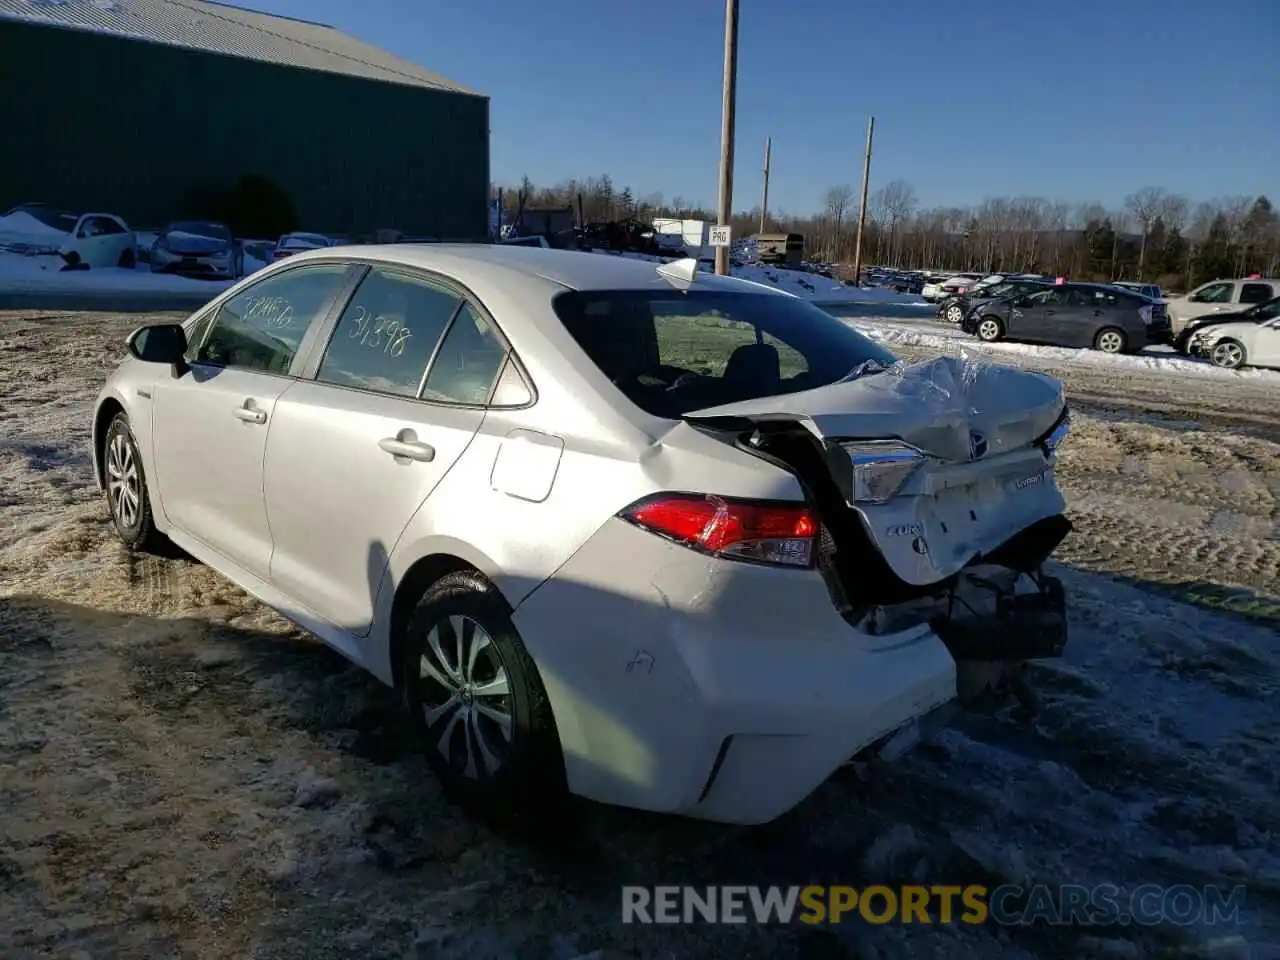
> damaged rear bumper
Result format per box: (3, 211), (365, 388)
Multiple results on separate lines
(931, 572), (1067, 661)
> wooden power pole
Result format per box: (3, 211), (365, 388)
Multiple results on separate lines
(851, 116), (875, 286)
(714, 0), (740, 276)
(759, 137), (771, 234)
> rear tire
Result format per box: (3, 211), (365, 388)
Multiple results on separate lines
(1093, 327), (1127, 354)
(117, 248), (136, 269)
(975, 316), (1004, 342)
(1209, 338), (1247, 369)
(402, 571), (566, 822)
(944, 303), (966, 324)
(103, 413), (166, 553)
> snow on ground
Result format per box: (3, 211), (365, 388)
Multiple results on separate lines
(0, 249), (269, 294)
(851, 315), (1280, 384)
(1, 310), (1277, 958)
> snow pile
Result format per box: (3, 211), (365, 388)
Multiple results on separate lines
(0, 250), (269, 293)
(0, 211), (71, 239)
(851, 317), (1280, 382)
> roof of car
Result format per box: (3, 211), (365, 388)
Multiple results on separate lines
(299, 243), (787, 295)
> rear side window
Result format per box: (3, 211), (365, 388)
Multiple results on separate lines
(552, 290), (897, 419)
(316, 267), (460, 397)
(421, 303), (509, 404)
(1241, 283), (1274, 304)
(196, 263), (349, 374)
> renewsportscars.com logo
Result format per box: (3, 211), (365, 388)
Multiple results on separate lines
(622, 884), (1247, 927)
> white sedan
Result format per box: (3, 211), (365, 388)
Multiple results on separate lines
(91, 244), (1073, 825)
(0, 207), (138, 268)
(1193, 312), (1280, 370)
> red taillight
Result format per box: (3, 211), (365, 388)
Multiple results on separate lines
(619, 494), (817, 568)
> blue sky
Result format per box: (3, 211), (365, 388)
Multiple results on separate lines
(234, 0), (1277, 216)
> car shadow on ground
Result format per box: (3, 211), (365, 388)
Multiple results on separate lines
(4, 549), (1272, 957)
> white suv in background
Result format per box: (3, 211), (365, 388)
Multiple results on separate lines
(1165, 277), (1280, 335)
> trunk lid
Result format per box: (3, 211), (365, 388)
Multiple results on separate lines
(685, 355), (1069, 590)
(686, 354), (1064, 463)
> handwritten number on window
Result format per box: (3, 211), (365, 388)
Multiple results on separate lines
(347, 305), (412, 358)
(244, 295), (294, 328)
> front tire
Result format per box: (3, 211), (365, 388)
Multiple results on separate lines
(1094, 327), (1127, 354)
(103, 413), (165, 553)
(944, 303), (966, 324)
(403, 571), (566, 820)
(1209, 338), (1247, 369)
(975, 315), (1004, 342)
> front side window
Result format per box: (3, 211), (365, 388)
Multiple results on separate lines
(195, 263), (349, 374)
(316, 267), (460, 397)
(552, 290), (896, 419)
(1192, 282), (1234, 303)
(1026, 289), (1065, 306)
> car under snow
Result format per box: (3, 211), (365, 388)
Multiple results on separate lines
(92, 244), (1073, 825)
(0, 207), (138, 269)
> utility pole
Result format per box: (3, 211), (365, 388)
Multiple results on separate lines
(851, 115), (875, 287)
(714, 0), (740, 276)
(759, 137), (771, 234)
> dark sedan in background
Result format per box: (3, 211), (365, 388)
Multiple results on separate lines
(1173, 295), (1280, 355)
(936, 277), (1053, 324)
(962, 283), (1170, 354)
(150, 221), (243, 279)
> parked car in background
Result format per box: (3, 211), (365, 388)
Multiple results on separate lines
(963, 282), (1169, 353)
(1165, 277), (1280, 336)
(1111, 281), (1162, 301)
(922, 272), (984, 302)
(937, 277), (1053, 324)
(500, 235), (551, 248)
(151, 221), (243, 279)
(1187, 304), (1280, 371)
(1182, 295), (1280, 366)
(0, 206), (137, 268)
(273, 231), (335, 260)
(92, 244), (1072, 825)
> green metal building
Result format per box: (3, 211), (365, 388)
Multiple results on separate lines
(0, 0), (489, 239)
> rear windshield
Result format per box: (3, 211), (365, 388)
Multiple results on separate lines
(551, 289), (898, 419)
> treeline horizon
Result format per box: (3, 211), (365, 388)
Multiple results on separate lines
(493, 175), (1278, 290)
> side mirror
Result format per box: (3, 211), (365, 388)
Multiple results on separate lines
(127, 323), (188, 375)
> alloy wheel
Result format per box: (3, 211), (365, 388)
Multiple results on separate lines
(418, 615), (513, 779)
(1096, 330), (1124, 353)
(1210, 340), (1244, 369)
(106, 431), (141, 529)
(977, 319), (1000, 341)
(946, 305), (964, 323)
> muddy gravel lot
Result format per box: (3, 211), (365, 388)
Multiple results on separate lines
(2, 311), (1279, 960)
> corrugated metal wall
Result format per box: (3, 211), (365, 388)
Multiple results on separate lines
(0, 19), (489, 238)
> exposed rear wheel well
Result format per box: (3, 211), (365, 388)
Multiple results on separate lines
(388, 554), (510, 691)
(93, 398), (125, 486)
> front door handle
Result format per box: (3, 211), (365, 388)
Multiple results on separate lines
(379, 437), (436, 462)
(233, 406), (267, 424)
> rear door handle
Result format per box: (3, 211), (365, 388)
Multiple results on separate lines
(233, 406), (267, 424)
(379, 437), (436, 462)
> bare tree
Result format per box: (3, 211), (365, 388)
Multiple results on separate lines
(1124, 186), (1167, 277)
(875, 180), (917, 265)
(822, 184), (855, 259)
